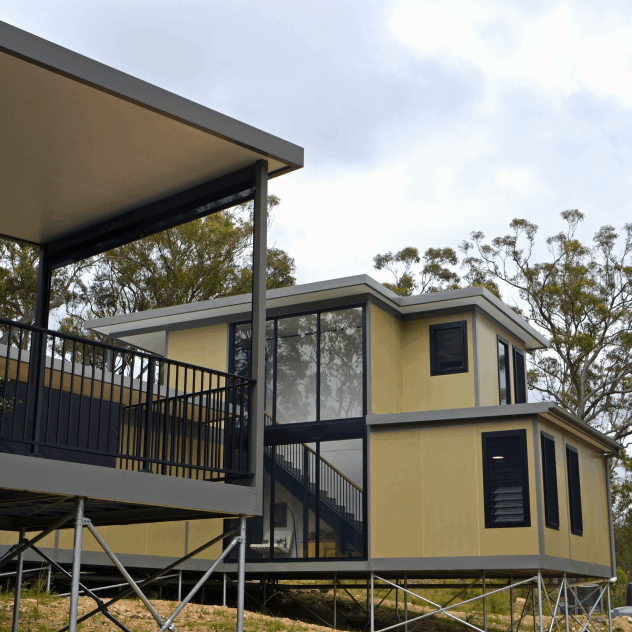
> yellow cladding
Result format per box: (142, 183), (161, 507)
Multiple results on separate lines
(538, 419), (612, 568)
(168, 324), (227, 372)
(477, 313), (527, 407)
(370, 305), (475, 414)
(370, 420), (539, 559)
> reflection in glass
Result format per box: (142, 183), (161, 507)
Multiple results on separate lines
(498, 340), (510, 405)
(275, 315), (317, 424)
(320, 308), (363, 420)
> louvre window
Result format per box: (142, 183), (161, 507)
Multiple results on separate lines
(566, 445), (583, 536)
(541, 433), (559, 529)
(513, 349), (527, 404)
(429, 321), (468, 375)
(498, 338), (511, 405)
(482, 430), (531, 528)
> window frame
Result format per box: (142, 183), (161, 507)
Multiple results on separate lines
(229, 303), (367, 434)
(566, 444), (583, 536)
(540, 431), (560, 530)
(513, 347), (527, 404)
(429, 320), (469, 376)
(482, 429), (531, 529)
(497, 335), (512, 405)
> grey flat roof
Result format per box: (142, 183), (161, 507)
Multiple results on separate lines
(86, 274), (550, 351)
(0, 20), (303, 247)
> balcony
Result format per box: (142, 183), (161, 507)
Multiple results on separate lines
(0, 318), (253, 482)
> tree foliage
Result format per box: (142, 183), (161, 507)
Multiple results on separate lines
(0, 195), (296, 337)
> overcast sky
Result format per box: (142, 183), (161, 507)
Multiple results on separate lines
(3, 1), (632, 287)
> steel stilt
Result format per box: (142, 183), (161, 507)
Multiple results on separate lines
(333, 572), (337, 630)
(223, 572), (227, 607)
(607, 583), (612, 632)
(11, 528), (26, 632)
(564, 575), (569, 632)
(178, 570), (182, 602)
(404, 572), (408, 632)
(537, 571), (544, 632)
(236, 514), (246, 632)
(69, 496), (86, 632)
(483, 571), (487, 632)
(370, 571), (375, 632)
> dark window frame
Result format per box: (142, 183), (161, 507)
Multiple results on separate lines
(540, 431), (560, 530)
(566, 444), (583, 536)
(429, 320), (469, 376)
(482, 429), (531, 529)
(497, 335), (512, 405)
(513, 347), (527, 404)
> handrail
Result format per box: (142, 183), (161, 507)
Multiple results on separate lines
(263, 410), (363, 492)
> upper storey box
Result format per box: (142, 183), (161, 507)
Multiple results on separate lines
(87, 274), (549, 425)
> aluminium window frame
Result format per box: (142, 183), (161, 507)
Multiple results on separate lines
(497, 335), (512, 405)
(540, 431), (560, 530)
(512, 347), (528, 404)
(429, 320), (469, 376)
(481, 429), (531, 529)
(566, 443), (584, 536)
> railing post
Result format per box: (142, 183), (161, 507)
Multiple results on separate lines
(142, 358), (155, 472)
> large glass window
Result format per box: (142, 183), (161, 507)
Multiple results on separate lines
(513, 348), (527, 404)
(566, 445), (583, 536)
(497, 337), (511, 405)
(226, 438), (365, 561)
(541, 432), (559, 529)
(231, 306), (364, 424)
(429, 321), (468, 375)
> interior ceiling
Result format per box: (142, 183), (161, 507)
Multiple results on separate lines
(0, 50), (287, 246)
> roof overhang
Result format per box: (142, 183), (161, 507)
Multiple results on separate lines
(86, 274), (550, 353)
(0, 20), (303, 266)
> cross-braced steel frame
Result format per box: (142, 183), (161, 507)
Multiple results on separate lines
(0, 496), (249, 632)
(366, 572), (614, 632)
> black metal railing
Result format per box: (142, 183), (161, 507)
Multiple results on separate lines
(0, 318), (254, 481)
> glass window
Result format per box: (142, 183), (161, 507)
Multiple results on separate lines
(276, 314), (317, 424)
(541, 433), (559, 529)
(513, 348), (527, 404)
(429, 321), (468, 375)
(320, 308), (363, 421)
(566, 445), (583, 536)
(498, 338), (511, 405)
(482, 430), (531, 528)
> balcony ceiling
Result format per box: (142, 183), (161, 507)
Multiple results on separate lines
(0, 20), (303, 248)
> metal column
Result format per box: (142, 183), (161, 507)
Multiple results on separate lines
(537, 572), (544, 632)
(178, 570), (182, 602)
(11, 528), (26, 632)
(223, 572), (227, 607)
(404, 572), (408, 632)
(370, 572), (375, 632)
(68, 496), (86, 632)
(483, 571), (487, 632)
(250, 159), (268, 501)
(564, 574), (569, 632)
(236, 514), (247, 632)
(333, 572), (337, 630)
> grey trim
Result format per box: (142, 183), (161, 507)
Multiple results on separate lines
(532, 419), (546, 558)
(86, 275), (549, 351)
(472, 310), (481, 407)
(0, 21), (303, 169)
(366, 403), (622, 453)
(366, 301), (373, 415)
(604, 455), (617, 577)
(475, 306), (528, 352)
(366, 428), (372, 560)
(0, 453), (257, 516)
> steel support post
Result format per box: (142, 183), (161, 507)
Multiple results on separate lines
(223, 572), (227, 607)
(483, 571), (487, 632)
(69, 497), (86, 632)
(607, 583), (612, 632)
(236, 514), (247, 632)
(564, 575), (569, 632)
(333, 572), (337, 630)
(537, 572), (544, 632)
(47, 564), (52, 593)
(404, 572), (408, 632)
(510, 575), (514, 632)
(178, 570), (182, 602)
(250, 159), (268, 500)
(11, 528), (26, 632)
(370, 572), (375, 632)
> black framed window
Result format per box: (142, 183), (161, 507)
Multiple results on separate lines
(513, 348), (527, 404)
(541, 432), (559, 529)
(482, 430), (531, 528)
(429, 321), (468, 376)
(497, 337), (511, 405)
(231, 306), (365, 426)
(566, 445), (583, 536)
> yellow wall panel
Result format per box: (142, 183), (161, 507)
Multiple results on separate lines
(421, 426), (480, 557)
(168, 323), (227, 372)
(146, 522), (186, 558)
(370, 429), (423, 558)
(402, 314), (475, 412)
(370, 305), (404, 415)
(98, 524), (148, 556)
(187, 517), (225, 560)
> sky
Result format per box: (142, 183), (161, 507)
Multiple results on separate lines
(3, 0), (632, 288)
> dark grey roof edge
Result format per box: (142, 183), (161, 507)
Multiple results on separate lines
(0, 20), (304, 169)
(366, 403), (622, 454)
